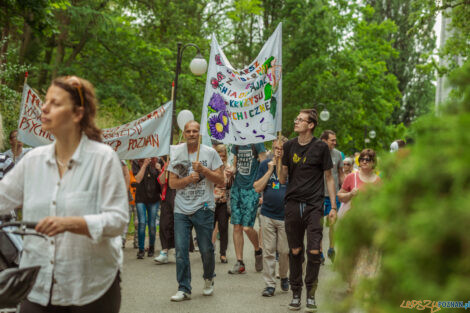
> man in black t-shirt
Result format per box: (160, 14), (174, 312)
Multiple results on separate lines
(279, 109), (337, 312)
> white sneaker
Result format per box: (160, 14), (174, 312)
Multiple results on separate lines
(202, 279), (214, 296)
(154, 252), (168, 264)
(170, 291), (191, 302)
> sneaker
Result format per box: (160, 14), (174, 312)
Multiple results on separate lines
(305, 297), (318, 312)
(148, 246), (155, 258)
(288, 294), (301, 311)
(137, 250), (145, 259)
(202, 279), (214, 296)
(228, 261), (246, 274)
(320, 252), (325, 265)
(170, 290), (191, 302)
(281, 278), (289, 292)
(327, 247), (335, 263)
(154, 251), (169, 264)
(255, 249), (263, 272)
(262, 287), (275, 297)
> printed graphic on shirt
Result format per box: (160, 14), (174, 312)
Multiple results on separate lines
(171, 160), (206, 200)
(293, 153), (301, 164)
(293, 153), (307, 164)
(237, 150), (254, 175)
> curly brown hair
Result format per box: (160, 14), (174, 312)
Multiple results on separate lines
(51, 76), (102, 142)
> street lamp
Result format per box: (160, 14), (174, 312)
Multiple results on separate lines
(171, 42), (208, 143)
(316, 103), (330, 121)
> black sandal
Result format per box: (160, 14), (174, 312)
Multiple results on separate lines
(220, 256), (228, 263)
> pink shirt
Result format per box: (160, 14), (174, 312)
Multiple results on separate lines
(341, 172), (381, 192)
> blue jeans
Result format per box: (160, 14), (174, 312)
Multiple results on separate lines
(136, 202), (160, 250)
(174, 208), (215, 294)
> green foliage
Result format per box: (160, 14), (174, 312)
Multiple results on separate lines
(3, 0), (465, 156)
(0, 38), (30, 149)
(335, 61), (470, 312)
(282, 3), (402, 153)
(367, 0), (437, 126)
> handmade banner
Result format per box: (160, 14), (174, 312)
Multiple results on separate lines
(201, 23), (282, 145)
(17, 84), (173, 159)
(101, 101), (172, 159)
(18, 84), (55, 146)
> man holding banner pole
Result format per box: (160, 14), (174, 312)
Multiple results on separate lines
(279, 108), (337, 312)
(167, 121), (224, 301)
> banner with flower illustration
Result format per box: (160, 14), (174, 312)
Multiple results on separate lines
(201, 23), (282, 145)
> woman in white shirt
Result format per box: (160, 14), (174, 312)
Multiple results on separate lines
(0, 76), (128, 312)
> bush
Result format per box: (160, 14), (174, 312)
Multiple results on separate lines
(335, 61), (470, 312)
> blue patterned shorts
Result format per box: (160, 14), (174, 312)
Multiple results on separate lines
(230, 186), (260, 227)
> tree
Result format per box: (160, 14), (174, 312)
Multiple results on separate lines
(367, 0), (436, 126)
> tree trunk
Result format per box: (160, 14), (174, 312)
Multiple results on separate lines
(52, 13), (69, 79)
(0, 21), (10, 84)
(18, 12), (33, 65)
(38, 38), (55, 88)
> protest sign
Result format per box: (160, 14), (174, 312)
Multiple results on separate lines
(102, 101), (172, 159)
(17, 84), (173, 159)
(18, 84), (55, 146)
(201, 23), (282, 145)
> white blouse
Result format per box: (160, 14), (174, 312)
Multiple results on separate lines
(0, 134), (128, 306)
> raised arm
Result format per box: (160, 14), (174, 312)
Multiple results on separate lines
(253, 160), (274, 193)
(192, 162), (224, 185)
(169, 171), (199, 190)
(134, 159), (150, 183)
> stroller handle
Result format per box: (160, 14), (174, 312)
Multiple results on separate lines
(0, 222), (37, 230)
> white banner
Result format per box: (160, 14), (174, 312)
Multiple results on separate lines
(101, 101), (172, 159)
(201, 23), (282, 145)
(18, 84), (173, 159)
(18, 84), (55, 146)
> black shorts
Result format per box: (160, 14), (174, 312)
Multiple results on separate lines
(284, 199), (323, 252)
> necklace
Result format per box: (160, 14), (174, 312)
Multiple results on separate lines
(56, 159), (68, 168)
(298, 136), (313, 145)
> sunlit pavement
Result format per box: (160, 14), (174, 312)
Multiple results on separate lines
(121, 223), (348, 313)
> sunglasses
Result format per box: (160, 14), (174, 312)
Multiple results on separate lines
(359, 157), (372, 163)
(343, 163), (351, 166)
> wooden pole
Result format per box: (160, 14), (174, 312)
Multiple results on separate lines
(24, 71), (28, 85)
(196, 135), (202, 161)
(276, 131), (282, 178)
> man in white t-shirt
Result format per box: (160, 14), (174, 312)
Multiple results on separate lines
(167, 121), (224, 302)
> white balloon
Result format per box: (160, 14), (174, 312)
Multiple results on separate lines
(177, 110), (195, 131)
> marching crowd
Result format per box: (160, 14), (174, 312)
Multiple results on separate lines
(0, 76), (404, 312)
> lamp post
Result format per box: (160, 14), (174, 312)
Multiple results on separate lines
(171, 42), (208, 144)
(316, 103), (330, 121)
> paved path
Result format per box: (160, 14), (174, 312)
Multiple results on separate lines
(120, 224), (348, 313)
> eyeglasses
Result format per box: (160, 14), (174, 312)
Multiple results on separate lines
(359, 157), (372, 163)
(294, 118), (311, 124)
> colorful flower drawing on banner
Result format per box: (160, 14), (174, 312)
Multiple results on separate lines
(207, 93), (230, 140)
(262, 56), (281, 120)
